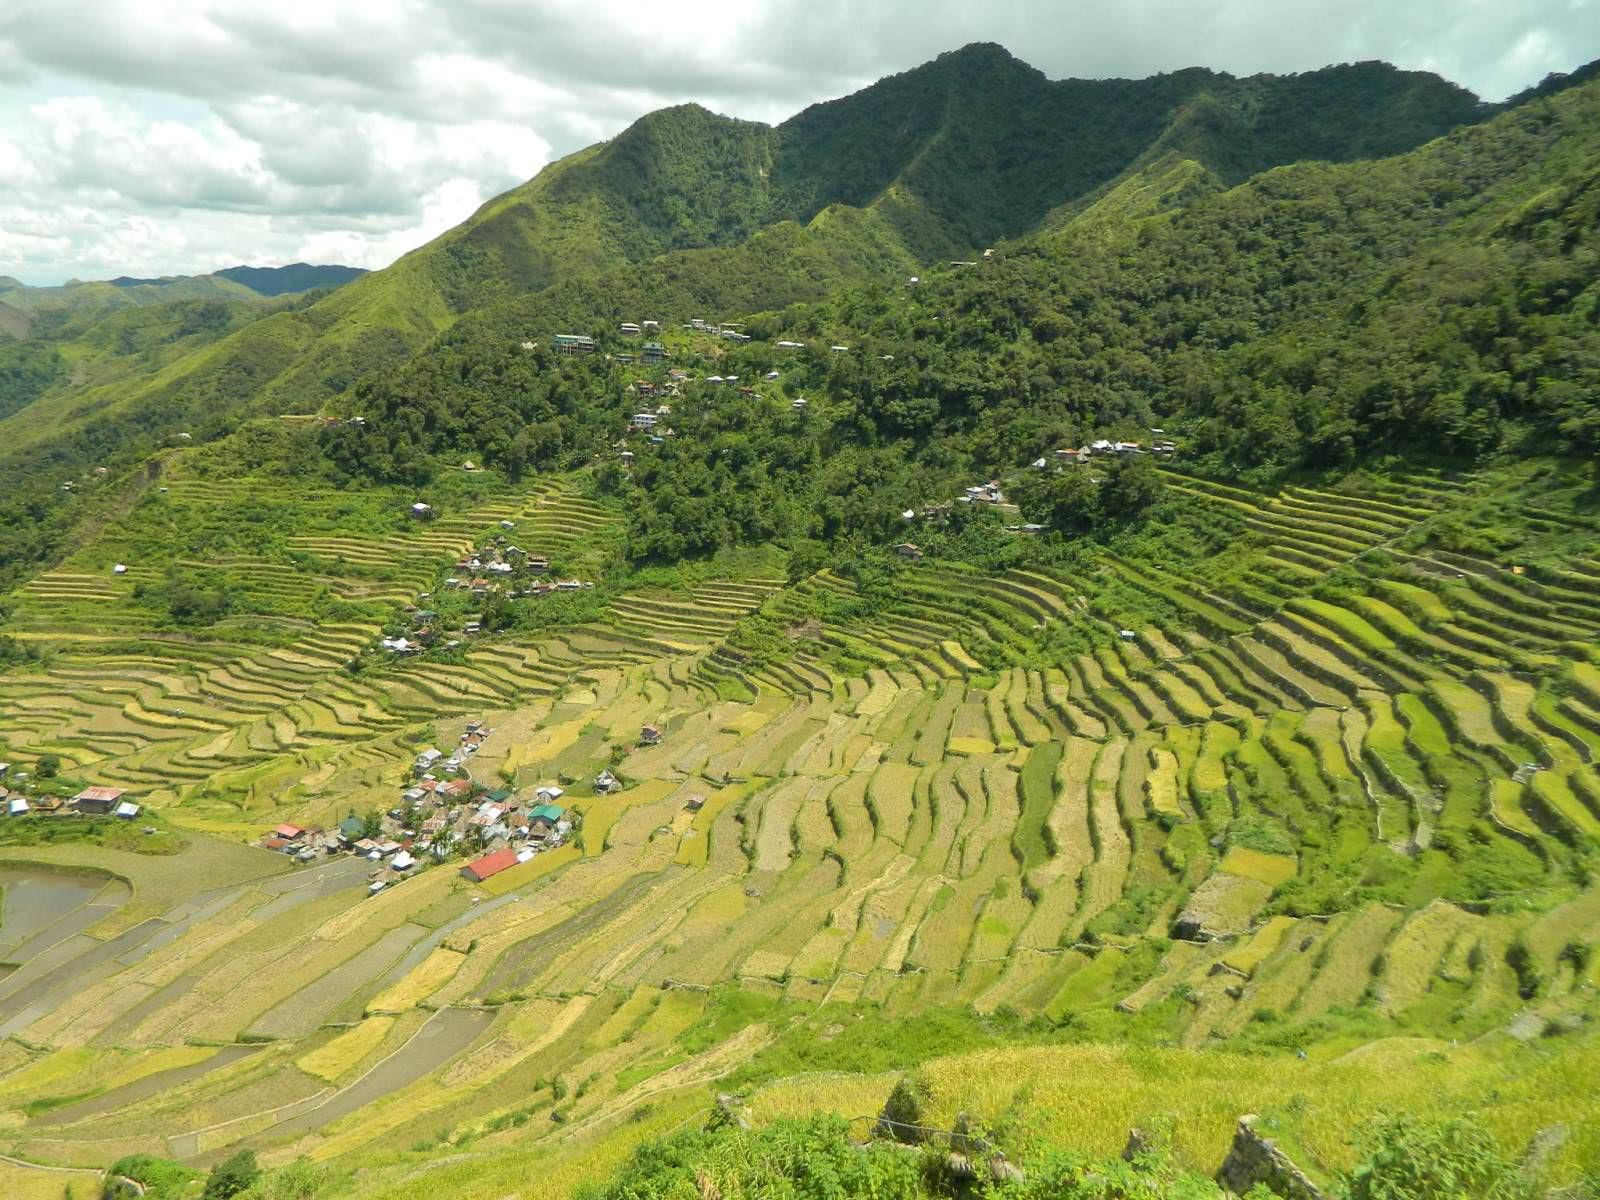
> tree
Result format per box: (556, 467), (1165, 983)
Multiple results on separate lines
(361, 809), (384, 839)
(202, 1150), (260, 1200)
(1015, 469), (1101, 533)
(1100, 454), (1165, 521)
(36, 753), (60, 778)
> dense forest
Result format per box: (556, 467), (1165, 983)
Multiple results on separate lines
(321, 68), (1599, 567)
(2, 48), (1597, 591)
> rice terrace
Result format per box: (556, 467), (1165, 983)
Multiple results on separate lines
(0, 23), (1598, 1200)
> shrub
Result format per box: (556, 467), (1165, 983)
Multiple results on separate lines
(576, 1116), (927, 1200)
(203, 1150), (261, 1200)
(1343, 1115), (1531, 1200)
(104, 1155), (201, 1200)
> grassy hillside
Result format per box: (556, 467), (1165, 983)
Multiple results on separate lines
(0, 44), (1595, 1200)
(0, 408), (1594, 1196)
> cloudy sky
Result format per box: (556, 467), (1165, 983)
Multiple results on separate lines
(1, 1), (1593, 285)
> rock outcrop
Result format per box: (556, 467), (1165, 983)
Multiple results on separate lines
(1216, 1114), (1327, 1200)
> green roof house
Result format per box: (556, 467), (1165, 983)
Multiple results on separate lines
(529, 803), (566, 829)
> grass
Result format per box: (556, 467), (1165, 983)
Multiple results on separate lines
(0, 1162), (106, 1199)
(1218, 847), (1297, 886)
(369, 948), (467, 1012)
(0, 459), (1595, 1184)
(1221, 914), (1298, 976)
(297, 1016), (397, 1083)
(477, 843), (583, 895)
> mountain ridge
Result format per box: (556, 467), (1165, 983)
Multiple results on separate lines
(0, 45), (1575, 590)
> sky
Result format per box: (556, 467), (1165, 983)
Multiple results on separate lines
(1, 0), (1594, 285)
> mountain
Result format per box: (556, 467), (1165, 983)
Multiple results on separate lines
(323, 63), (1598, 566)
(1, 46), (1599, 1198)
(0, 261), (365, 330)
(0, 47), (1541, 590)
(212, 262), (368, 296)
(96, 262), (366, 297)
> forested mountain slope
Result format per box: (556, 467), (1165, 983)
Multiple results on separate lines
(1, 46), (1599, 1200)
(324, 65), (1600, 566)
(0, 46), (1496, 591)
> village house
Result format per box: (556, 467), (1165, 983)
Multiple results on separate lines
(535, 784), (565, 804)
(595, 769), (619, 794)
(893, 543), (924, 560)
(619, 321), (641, 336)
(641, 342), (667, 363)
(554, 333), (597, 355)
(461, 848), (519, 882)
(410, 502), (433, 519)
(775, 340), (804, 349)
(73, 786), (126, 815)
(528, 803), (566, 836)
(640, 724), (662, 746)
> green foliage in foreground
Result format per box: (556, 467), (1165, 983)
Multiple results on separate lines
(1345, 1116), (1534, 1200)
(576, 1111), (1551, 1200)
(0, 815), (186, 856)
(105, 1154), (201, 1200)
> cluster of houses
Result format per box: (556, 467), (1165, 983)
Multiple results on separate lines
(254, 719), (671, 891)
(555, 331), (668, 363)
(1045, 432), (1177, 466)
(378, 517), (594, 657)
(0, 776), (142, 821)
(683, 318), (750, 342)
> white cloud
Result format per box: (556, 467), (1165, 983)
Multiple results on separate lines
(0, 0), (1592, 283)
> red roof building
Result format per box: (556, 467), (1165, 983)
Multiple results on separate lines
(275, 823), (306, 839)
(73, 786), (127, 814)
(460, 848), (519, 883)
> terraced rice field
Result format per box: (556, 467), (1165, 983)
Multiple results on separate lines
(0, 459), (1595, 1176)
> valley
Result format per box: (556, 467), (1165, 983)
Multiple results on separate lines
(0, 35), (1596, 1200)
(0, 434), (1595, 1196)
